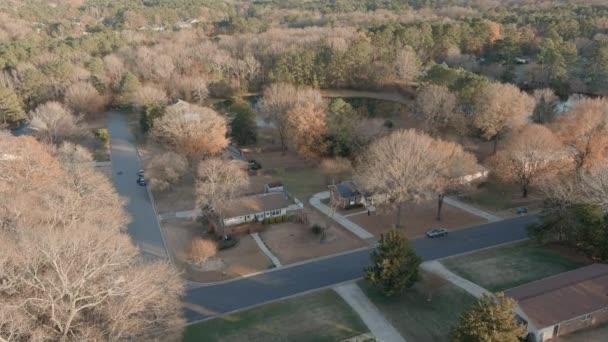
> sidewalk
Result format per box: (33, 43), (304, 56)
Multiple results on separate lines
(444, 197), (502, 223)
(421, 261), (492, 299)
(335, 283), (407, 342)
(310, 192), (375, 240)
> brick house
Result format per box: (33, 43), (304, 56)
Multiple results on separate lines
(328, 180), (368, 209)
(505, 263), (608, 341)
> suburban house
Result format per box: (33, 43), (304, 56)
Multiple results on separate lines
(505, 263), (608, 341)
(212, 191), (303, 235)
(329, 181), (368, 209)
(264, 181), (284, 193)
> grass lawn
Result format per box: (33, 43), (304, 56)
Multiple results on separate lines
(274, 167), (331, 200)
(441, 242), (590, 292)
(359, 272), (476, 342)
(183, 289), (368, 342)
(461, 178), (544, 214)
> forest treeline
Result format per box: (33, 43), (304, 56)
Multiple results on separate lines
(1, 0), (608, 121)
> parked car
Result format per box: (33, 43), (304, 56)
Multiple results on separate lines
(248, 159), (262, 171)
(515, 207), (528, 215)
(137, 176), (147, 186)
(426, 227), (448, 238)
(138, 169), (145, 177)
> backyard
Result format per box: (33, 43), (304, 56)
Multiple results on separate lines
(183, 289), (369, 342)
(359, 272), (476, 342)
(441, 242), (591, 292)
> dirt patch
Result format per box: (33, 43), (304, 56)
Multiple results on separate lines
(348, 200), (486, 239)
(161, 218), (271, 283)
(260, 221), (366, 265)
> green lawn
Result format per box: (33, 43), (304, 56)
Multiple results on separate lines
(441, 242), (590, 292)
(183, 289), (368, 342)
(275, 167), (348, 200)
(359, 273), (476, 342)
(462, 178), (543, 213)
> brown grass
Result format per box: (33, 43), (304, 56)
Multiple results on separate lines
(348, 200), (486, 239)
(260, 221), (366, 265)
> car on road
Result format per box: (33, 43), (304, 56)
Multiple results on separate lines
(137, 176), (147, 186)
(426, 227), (448, 238)
(138, 169), (145, 177)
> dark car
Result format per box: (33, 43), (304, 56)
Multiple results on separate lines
(137, 176), (147, 186)
(426, 227), (448, 238)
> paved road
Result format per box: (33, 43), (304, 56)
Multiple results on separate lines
(107, 112), (167, 259)
(185, 214), (537, 322)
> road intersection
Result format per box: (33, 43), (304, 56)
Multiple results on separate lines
(107, 111), (537, 323)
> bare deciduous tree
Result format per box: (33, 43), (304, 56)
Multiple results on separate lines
(356, 129), (470, 227)
(196, 157), (249, 235)
(259, 83), (324, 153)
(189, 238), (218, 264)
(416, 84), (458, 135)
(394, 47), (421, 84)
(0, 135), (185, 342)
(147, 152), (188, 192)
(579, 165), (608, 213)
(285, 103), (328, 159)
(29, 101), (82, 144)
(472, 82), (534, 154)
(151, 102), (228, 160)
(64, 81), (106, 116)
(491, 124), (566, 198)
(433, 142), (480, 220)
(553, 97), (608, 173)
(134, 84), (168, 109)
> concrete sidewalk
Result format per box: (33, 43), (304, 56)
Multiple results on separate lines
(421, 260), (492, 299)
(310, 192), (374, 240)
(444, 197), (502, 222)
(335, 283), (406, 342)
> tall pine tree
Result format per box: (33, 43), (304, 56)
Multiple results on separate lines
(365, 228), (421, 296)
(0, 86), (26, 124)
(451, 293), (527, 342)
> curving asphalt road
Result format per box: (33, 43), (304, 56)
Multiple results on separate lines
(106, 111), (538, 323)
(184, 214), (537, 322)
(107, 112), (167, 259)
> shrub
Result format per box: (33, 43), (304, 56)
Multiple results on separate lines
(95, 128), (109, 144)
(217, 235), (239, 250)
(189, 238), (217, 263)
(311, 224), (323, 235)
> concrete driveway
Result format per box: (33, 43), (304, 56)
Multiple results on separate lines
(107, 112), (167, 259)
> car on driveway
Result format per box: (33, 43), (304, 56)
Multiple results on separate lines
(426, 227), (448, 238)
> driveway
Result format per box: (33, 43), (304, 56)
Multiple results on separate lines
(107, 112), (167, 259)
(185, 214), (537, 322)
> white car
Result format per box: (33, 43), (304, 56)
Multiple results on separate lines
(426, 228), (448, 238)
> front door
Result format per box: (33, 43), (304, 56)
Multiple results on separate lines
(553, 324), (559, 337)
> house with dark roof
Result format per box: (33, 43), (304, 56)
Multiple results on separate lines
(505, 263), (608, 341)
(328, 180), (368, 209)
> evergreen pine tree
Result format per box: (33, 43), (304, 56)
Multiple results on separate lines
(229, 100), (257, 145)
(0, 86), (26, 124)
(451, 293), (527, 342)
(117, 72), (141, 106)
(365, 228), (421, 296)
